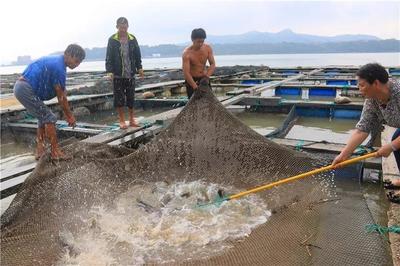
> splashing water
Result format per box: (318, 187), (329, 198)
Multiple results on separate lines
(58, 180), (271, 265)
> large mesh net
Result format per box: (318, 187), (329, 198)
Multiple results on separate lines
(1, 80), (390, 265)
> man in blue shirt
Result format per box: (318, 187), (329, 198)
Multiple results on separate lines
(13, 44), (86, 160)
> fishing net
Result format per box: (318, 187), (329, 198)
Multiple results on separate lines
(1, 79), (390, 265)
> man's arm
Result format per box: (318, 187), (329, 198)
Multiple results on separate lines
(55, 85), (76, 127)
(105, 38), (114, 79)
(133, 38), (144, 79)
(332, 129), (369, 165)
(332, 99), (381, 165)
(377, 134), (400, 157)
(182, 53), (198, 89)
(205, 46), (216, 78)
(392, 136), (400, 151)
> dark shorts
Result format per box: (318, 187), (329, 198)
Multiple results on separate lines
(185, 77), (203, 99)
(392, 128), (400, 172)
(113, 78), (135, 108)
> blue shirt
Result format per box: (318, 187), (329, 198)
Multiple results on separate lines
(22, 55), (66, 101)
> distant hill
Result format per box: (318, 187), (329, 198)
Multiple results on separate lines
(74, 39), (399, 61)
(8, 30), (399, 65)
(210, 39), (400, 55)
(206, 29), (381, 44)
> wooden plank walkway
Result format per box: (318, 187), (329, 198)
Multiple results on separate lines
(280, 99), (364, 108)
(1, 194), (16, 215)
(1, 93), (113, 114)
(0, 95), (233, 199)
(1, 68), (258, 116)
(0, 155), (37, 200)
(235, 96), (364, 109)
(1, 68), (382, 216)
(226, 76), (357, 83)
(8, 122), (105, 136)
(6, 120), (118, 140)
(269, 66), (359, 71)
(1, 173), (30, 199)
(277, 84), (358, 89)
(226, 84), (358, 97)
(211, 70), (254, 80)
(213, 83), (254, 88)
(134, 80), (184, 92)
(0, 80), (186, 115)
(82, 125), (144, 144)
(381, 125), (400, 266)
(108, 125), (164, 146)
(270, 137), (381, 169)
(1, 162), (37, 182)
(253, 69), (324, 94)
(211, 69), (325, 109)
(82, 95), (232, 144)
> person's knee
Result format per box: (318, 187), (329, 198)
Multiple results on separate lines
(126, 95), (134, 108)
(126, 93), (135, 108)
(41, 112), (57, 125)
(13, 85), (21, 99)
(38, 119), (45, 128)
(114, 98), (125, 108)
(13, 81), (29, 102)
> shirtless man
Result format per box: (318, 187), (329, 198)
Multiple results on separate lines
(182, 28), (216, 98)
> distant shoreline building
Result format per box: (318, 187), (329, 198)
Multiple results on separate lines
(12, 55), (32, 66)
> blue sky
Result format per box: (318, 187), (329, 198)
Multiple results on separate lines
(0, 0), (399, 64)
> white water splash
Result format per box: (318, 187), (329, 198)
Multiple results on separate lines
(58, 180), (271, 265)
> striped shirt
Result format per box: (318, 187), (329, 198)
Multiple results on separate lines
(120, 41), (132, 79)
(356, 79), (400, 133)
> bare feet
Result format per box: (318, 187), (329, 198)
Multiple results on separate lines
(117, 107), (128, 129)
(36, 127), (45, 160)
(50, 148), (71, 161)
(128, 108), (139, 127)
(44, 123), (71, 160)
(387, 191), (400, 204)
(119, 121), (128, 129)
(129, 120), (139, 127)
(35, 144), (45, 160)
(392, 179), (400, 187)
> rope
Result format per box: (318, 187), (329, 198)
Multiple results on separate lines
(300, 140), (329, 147)
(56, 121), (69, 129)
(292, 140), (375, 156)
(140, 121), (153, 128)
(104, 120), (154, 132)
(23, 113), (35, 120)
(255, 99), (262, 111)
(354, 145), (374, 155)
(342, 85), (350, 95)
(18, 113), (36, 123)
(107, 124), (121, 131)
(365, 224), (400, 241)
(295, 140), (305, 151)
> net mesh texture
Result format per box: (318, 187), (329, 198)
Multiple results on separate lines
(1, 79), (391, 265)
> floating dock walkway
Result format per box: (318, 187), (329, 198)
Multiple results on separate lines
(2, 65), (399, 265)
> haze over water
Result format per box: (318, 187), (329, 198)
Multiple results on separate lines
(1, 52), (399, 75)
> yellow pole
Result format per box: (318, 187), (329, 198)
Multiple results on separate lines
(228, 152), (378, 201)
